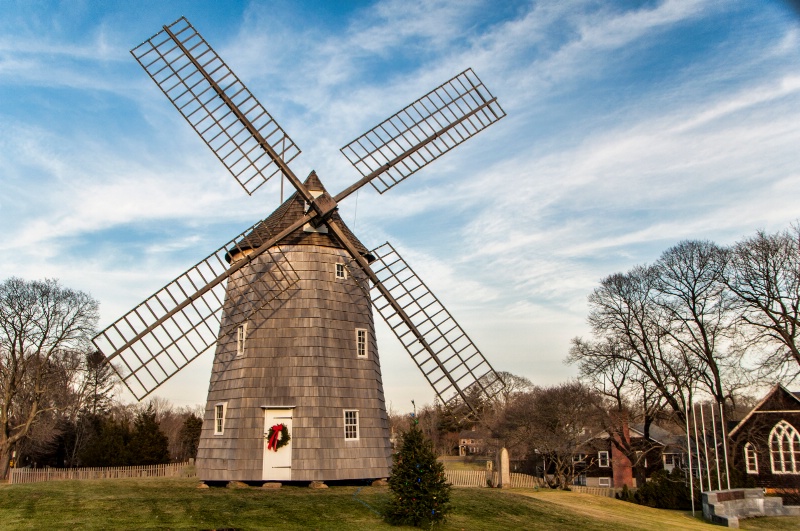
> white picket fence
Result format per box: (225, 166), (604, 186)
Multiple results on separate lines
(9, 461), (196, 485)
(444, 469), (545, 488)
(569, 485), (620, 498)
(444, 470), (619, 497)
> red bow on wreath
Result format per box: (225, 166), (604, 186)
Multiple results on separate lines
(268, 423), (286, 451)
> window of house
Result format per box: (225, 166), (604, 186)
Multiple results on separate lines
(344, 410), (359, 440)
(214, 403), (227, 435)
(356, 328), (367, 358)
(573, 453), (585, 463)
(744, 442), (758, 474)
(573, 474), (586, 486)
(236, 323), (247, 358)
(336, 263), (347, 279)
(769, 420), (800, 474)
(598, 451), (610, 467)
(598, 477), (611, 487)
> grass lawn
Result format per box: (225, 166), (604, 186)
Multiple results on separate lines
(0, 478), (798, 530)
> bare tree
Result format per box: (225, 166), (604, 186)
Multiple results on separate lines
(0, 277), (98, 478)
(723, 226), (800, 381)
(500, 382), (599, 488)
(655, 240), (746, 406)
(585, 266), (692, 421)
(568, 337), (667, 486)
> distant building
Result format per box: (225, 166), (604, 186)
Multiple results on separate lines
(573, 424), (684, 488)
(458, 430), (497, 456)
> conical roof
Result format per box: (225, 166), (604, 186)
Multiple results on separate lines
(228, 171), (372, 262)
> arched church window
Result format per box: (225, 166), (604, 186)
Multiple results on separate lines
(769, 420), (800, 474)
(744, 442), (758, 474)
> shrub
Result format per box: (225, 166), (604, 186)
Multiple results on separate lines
(634, 469), (692, 510)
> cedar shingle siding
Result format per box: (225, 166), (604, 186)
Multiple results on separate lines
(196, 173), (392, 482)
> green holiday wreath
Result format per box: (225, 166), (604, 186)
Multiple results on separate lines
(266, 423), (291, 451)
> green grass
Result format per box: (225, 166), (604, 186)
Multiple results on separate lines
(1, 478), (798, 530)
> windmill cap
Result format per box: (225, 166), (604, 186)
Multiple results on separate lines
(226, 171), (374, 263)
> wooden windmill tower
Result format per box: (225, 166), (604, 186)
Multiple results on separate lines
(93, 17), (506, 483)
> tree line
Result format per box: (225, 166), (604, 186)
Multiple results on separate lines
(404, 223), (799, 489)
(0, 277), (202, 479)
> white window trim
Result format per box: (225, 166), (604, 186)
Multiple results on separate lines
(356, 328), (368, 358)
(598, 450), (610, 467)
(344, 409), (360, 441)
(236, 322), (247, 358)
(598, 477), (611, 487)
(214, 403), (227, 435)
(769, 420), (800, 474)
(335, 263), (348, 280)
(744, 442), (758, 474)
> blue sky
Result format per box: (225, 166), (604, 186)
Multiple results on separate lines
(1, 0), (799, 411)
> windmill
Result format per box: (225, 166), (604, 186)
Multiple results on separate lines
(93, 17), (506, 483)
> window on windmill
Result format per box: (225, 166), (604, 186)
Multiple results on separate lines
(336, 263), (347, 279)
(344, 410), (359, 440)
(215, 403), (226, 435)
(598, 451), (610, 467)
(236, 323), (247, 358)
(356, 329), (367, 358)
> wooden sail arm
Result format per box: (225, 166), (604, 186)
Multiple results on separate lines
(324, 219), (476, 414)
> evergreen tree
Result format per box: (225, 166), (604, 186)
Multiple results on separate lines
(128, 404), (170, 465)
(83, 350), (115, 416)
(177, 413), (203, 460)
(79, 415), (131, 467)
(386, 417), (451, 527)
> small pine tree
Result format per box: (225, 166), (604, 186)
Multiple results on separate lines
(386, 417), (451, 527)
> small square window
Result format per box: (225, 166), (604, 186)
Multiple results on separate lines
(356, 328), (367, 358)
(236, 323), (247, 358)
(598, 477), (611, 487)
(344, 410), (359, 440)
(598, 451), (610, 467)
(214, 403), (227, 435)
(336, 263), (347, 279)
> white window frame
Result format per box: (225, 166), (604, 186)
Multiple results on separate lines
(744, 442), (758, 474)
(356, 328), (368, 358)
(214, 403), (227, 435)
(598, 450), (610, 467)
(769, 420), (800, 474)
(344, 410), (360, 440)
(573, 453), (585, 463)
(236, 322), (247, 358)
(335, 263), (347, 280)
(598, 477), (611, 487)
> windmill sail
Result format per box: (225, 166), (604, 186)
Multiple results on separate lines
(362, 242), (504, 411)
(131, 16), (300, 195)
(338, 69), (505, 198)
(92, 222), (299, 400)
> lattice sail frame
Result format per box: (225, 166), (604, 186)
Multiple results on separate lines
(357, 242), (504, 408)
(131, 16), (300, 196)
(92, 224), (299, 401)
(340, 68), (506, 194)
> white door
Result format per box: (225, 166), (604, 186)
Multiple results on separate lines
(263, 408), (293, 481)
